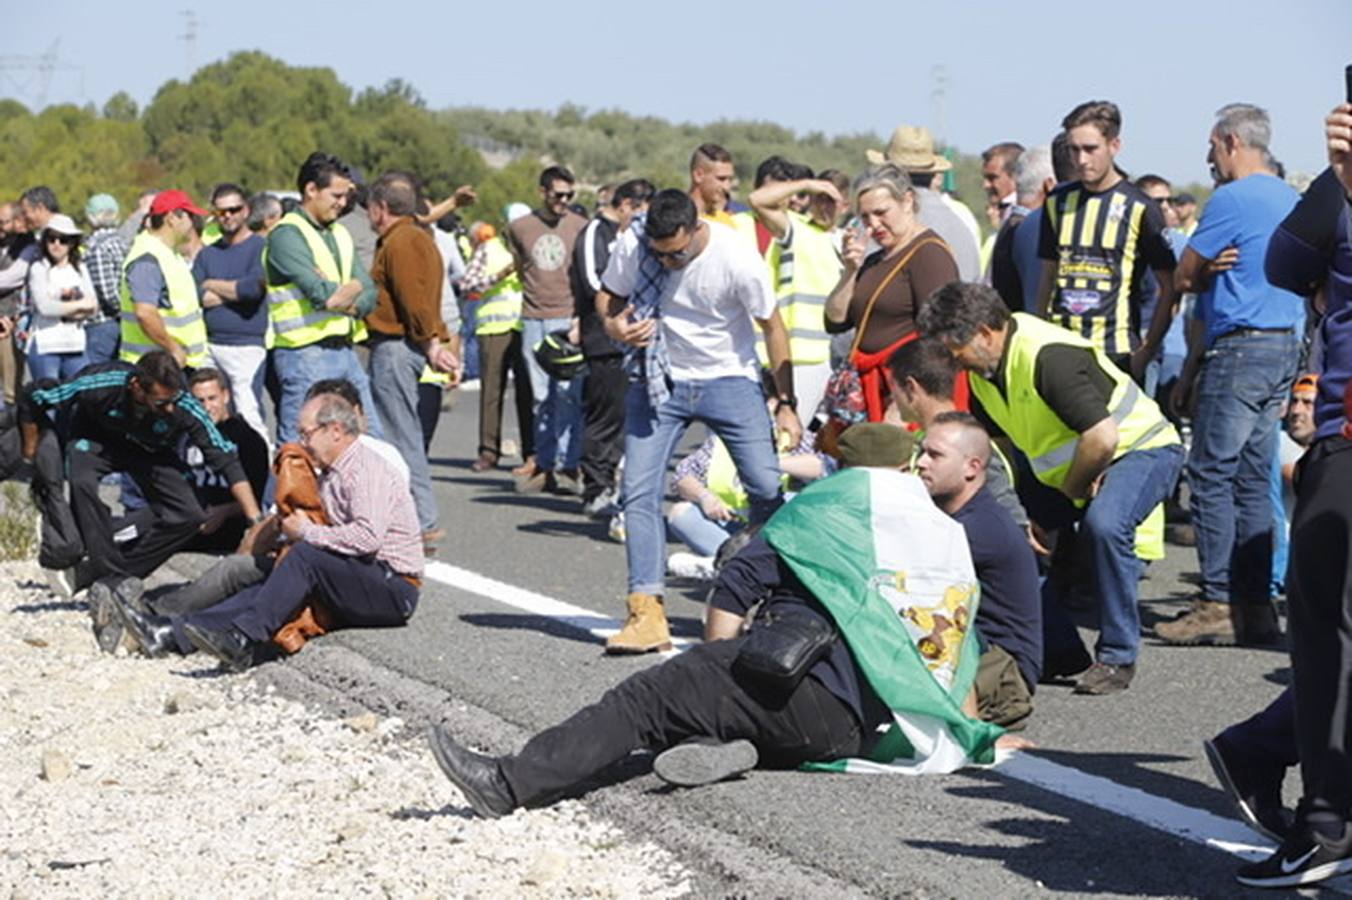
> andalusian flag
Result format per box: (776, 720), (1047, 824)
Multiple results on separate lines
(763, 467), (1004, 774)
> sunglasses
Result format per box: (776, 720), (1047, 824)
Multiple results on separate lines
(648, 242), (695, 264)
(215, 204), (245, 216)
(45, 234), (79, 246)
(548, 190), (576, 202)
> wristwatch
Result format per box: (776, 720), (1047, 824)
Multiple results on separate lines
(774, 395), (797, 414)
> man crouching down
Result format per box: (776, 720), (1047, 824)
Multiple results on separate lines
(113, 392), (424, 670)
(428, 462), (1025, 819)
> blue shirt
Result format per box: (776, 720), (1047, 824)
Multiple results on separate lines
(192, 234), (267, 346)
(1189, 173), (1302, 346)
(1012, 207), (1043, 313)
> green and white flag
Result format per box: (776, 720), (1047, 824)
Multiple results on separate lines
(762, 467), (1004, 774)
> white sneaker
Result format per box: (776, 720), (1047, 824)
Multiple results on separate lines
(607, 512), (626, 543)
(667, 552), (716, 580)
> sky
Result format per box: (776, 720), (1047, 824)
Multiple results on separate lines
(6, 0), (1351, 186)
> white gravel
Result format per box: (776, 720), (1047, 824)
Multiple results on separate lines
(0, 561), (692, 898)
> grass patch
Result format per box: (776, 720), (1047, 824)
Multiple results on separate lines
(0, 481), (38, 561)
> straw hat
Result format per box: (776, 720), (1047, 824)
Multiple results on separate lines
(865, 125), (953, 174)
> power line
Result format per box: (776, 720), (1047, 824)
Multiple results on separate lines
(0, 40), (85, 111)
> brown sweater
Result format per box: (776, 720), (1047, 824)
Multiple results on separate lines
(825, 230), (958, 353)
(367, 217), (448, 342)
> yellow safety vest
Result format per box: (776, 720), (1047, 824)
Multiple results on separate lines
(265, 210), (367, 349)
(706, 437), (791, 515)
(474, 239), (524, 336)
(968, 313), (1175, 558)
(758, 211), (839, 366)
(118, 232), (208, 367)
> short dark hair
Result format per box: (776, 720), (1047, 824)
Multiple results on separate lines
(982, 142), (1025, 175)
(645, 189), (697, 241)
(916, 282), (1010, 346)
(296, 152), (351, 195)
(188, 367), (230, 393)
(888, 337), (958, 399)
(539, 165), (575, 189)
(754, 155), (795, 189)
(369, 173), (419, 217)
(1050, 132), (1075, 182)
(1062, 100), (1122, 140)
(133, 350), (185, 393)
(1134, 174), (1171, 194)
(786, 161), (814, 181)
(21, 186), (59, 213)
(613, 178), (656, 208)
(690, 143), (732, 171)
(818, 169), (851, 196)
(305, 377), (361, 409)
(210, 183), (248, 206)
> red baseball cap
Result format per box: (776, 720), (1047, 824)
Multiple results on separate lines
(148, 189), (207, 217)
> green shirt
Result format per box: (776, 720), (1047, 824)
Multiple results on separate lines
(265, 207), (378, 317)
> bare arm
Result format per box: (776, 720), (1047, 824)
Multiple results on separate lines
(756, 309), (802, 446)
(748, 178), (842, 241)
(1034, 260), (1055, 317)
(133, 305), (185, 366)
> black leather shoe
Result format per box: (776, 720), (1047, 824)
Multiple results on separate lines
(182, 622), (254, 672)
(109, 587), (179, 658)
(426, 725), (516, 819)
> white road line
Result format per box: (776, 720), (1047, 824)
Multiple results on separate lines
(424, 559), (1352, 888)
(423, 560), (696, 652)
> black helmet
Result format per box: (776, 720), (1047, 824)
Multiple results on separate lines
(533, 330), (586, 380)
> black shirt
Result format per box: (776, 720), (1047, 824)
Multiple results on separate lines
(570, 214), (622, 358)
(710, 534), (890, 730)
(951, 487), (1044, 689)
(186, 416), (269, 507)
(990, 212), (1027, 312)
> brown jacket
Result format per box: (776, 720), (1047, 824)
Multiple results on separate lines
(367, 216), (448, 342)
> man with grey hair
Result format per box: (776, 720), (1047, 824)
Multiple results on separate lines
(247, 192), (283, 235)
(1158, 103), (1304, 647)
(991, 145), (1054, 311)
(111, 391), (425, 671)
(83, 194), (128, 363)
(981, 141), (1025, 219)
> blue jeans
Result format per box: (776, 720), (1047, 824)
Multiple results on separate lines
(368, 336), (437, 531)
(667, 501), (741, 557)
(272, 343), (382, 444)
(27, 348), (88, 382)
(522, 317), (584, 470)
(1044, 443), (1185, 666)
(1186, 330), (1298, 604)
(83, 320), (121, 365)
(460, 300), (481, 381)
(1270, 422), (1289, 597)
(622, 377), (781, 595)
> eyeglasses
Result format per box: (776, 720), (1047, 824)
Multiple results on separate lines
(548, 190), (576, 202)
(45, 234), (79, 246)
(297, 422), (329, 442)
(215, 204), (245, 216)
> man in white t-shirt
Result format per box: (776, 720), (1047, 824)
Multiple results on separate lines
(596, 189), (802, 653)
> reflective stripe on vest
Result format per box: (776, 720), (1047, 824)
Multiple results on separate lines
(118, 232), (208, 367)
(757, 212), (838, 367)
(474, 239), (524, 336)
(265, 211), (367, 348)
(967, 313), (1178, 491)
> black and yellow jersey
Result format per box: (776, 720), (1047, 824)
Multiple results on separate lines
(1036, 179), (1175, 358)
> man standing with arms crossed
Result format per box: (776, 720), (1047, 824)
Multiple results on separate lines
(597, 188), (800, 654)
(119, 190), (209, 370)
(366, 173), (460, 550)
(266, 152), (380, 443)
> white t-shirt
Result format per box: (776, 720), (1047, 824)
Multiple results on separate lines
(601, 221), (775, 382)
(360, 434), (410, 487)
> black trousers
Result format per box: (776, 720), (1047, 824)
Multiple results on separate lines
(1288, 436), (1352, 827)
(175, 542), (417, 651)
(498, 638), (864, 807)
(579, 355), (627, 500)
(68, 435), (206, 580)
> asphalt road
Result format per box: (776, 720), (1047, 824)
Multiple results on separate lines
(175, 385), (1317, 898)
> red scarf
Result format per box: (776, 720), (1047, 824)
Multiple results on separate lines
(850, 332), (970, 423)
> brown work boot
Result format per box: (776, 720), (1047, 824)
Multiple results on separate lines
(1155, 599), (1237, 646)
(605, 593), (673, 654)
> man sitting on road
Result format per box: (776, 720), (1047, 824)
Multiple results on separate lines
(426, 426), (1019, 819)
(112, 392), (424, 671)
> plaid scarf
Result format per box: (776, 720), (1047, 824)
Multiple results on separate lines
(622, 214), (673, 407)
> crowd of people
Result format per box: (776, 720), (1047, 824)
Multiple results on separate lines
(3, 94), (1352, 889)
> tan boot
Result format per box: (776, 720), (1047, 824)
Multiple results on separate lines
(605, 593), (673, 654)
(1155, 599), (1237, 645)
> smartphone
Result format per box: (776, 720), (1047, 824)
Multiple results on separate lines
(1346, 63), (1352, 104)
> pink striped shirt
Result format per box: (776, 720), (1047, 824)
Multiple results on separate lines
(298, 437), (424, 577)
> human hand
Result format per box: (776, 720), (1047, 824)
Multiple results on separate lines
(281, 511), (309, 542)
(201, 289), (224, 309)
(1203, 246), (1239, 277)
(1170, 371), (1196, 420)
(1128, 346), (1152, 384)
(699, 491), (734, 522)
(1027, 522), (1052, 557)
(1328, 103), (1352, 196)
(842, 224), (869, 271)
(603, 304), (657, 347)
(198, 505), (233, 535)
(452, 185), (477, 209)
(774, 403), (803, 449)
(567, 317), (581, 346)
(0, 316), (12, 340)
(169, 344), (187, 370)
